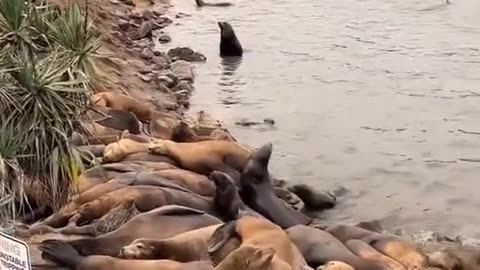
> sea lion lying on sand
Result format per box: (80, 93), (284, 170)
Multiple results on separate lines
(148, 139), (251, 180)
(326, 225), (426, 270)
(92, 92), (153, 122)
(239, 143), (312, 229)
(195, 0), (232, 7)
(61, 205), (222, 256)
(286, 225), (390, 270)
(208, 215), (313, 270)
(218, 22), (243, 57)
(40, 239), (276, 270)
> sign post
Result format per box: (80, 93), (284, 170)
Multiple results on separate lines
(0, 232), (31, 270)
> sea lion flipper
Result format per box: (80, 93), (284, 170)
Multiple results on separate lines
(155, 205), (207, 216)
(207, 220), (237, 253)
(39, 239), (83, 268)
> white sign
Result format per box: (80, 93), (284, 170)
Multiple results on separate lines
(0, 232), (31, 270)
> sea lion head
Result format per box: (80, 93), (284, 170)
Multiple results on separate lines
(218, 22), (236, 39)
(240, 143), (273, 185)
(77, 201), (102, 224)
(148, 139), (168, 155)
(317, 261), (355, 270)
(119, 238), (157, 259)
(210, 171), (243, 220)
(103, 142), (125, 163)
(171, 121), (195, 142)
(219, 245), (274, 270)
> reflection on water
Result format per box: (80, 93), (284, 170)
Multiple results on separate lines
(164, 0), (480, 238)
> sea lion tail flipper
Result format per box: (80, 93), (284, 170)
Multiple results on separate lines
(38, 239), (83, 268)
(207, 220), (237, 253)
(195, 0), (204, 6)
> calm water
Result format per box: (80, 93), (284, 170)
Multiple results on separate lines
(162, 0), (480, 237)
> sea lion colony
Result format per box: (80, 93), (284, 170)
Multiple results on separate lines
(13, 89), (469, 270)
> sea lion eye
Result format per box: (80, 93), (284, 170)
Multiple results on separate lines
(135, 244), (144, 249)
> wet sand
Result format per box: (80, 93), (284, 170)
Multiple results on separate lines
(161, 0), (480, 238)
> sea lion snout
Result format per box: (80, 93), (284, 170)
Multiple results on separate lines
(119, 240), (150, 259)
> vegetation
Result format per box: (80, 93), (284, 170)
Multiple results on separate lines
(0, 0), (101, 222)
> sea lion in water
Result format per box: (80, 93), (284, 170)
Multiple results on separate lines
(207, 215), (312, 270)
(326, 225), (426, 270)
(345, 240), (407, 270)
(239, 143), (312, 229)
(286, 225), (389, 270)
(218, 22), (243, 57)
(286, 184), (336, 211)
(40, 239), (276, 270)
(148, 139), (251, 180)
(64, 205), (222, 256)
(195, 0), (232, 7)
(120, 224), (222, 261)
(92, 92), (153, 122)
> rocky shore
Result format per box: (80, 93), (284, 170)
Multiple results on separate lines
(4, 0), (480, 270)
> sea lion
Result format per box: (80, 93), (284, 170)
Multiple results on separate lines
(121, 152), (179, 164)
(207, 215), (312, 270)
(92, 92), (153, 122)
(195, 0), (232, 7)
(239, 143), (312, 229)
(64, 205), (222, 256)
(40, 239), (276, 270)
(218, 22), (243, 57)
(286, 225), (389, 270)
(119, 224), (222, 261)
(144, 169), (216, 197)
(326, 225), (426, 270)
(345, 240), (407, 270)
(148, 139), (251, 180)
(103, 138), (152, 163)
(77, 144), (106, 157)
(317, 261), (355, 270)
(74, 122), (126, 145)
(88, 106), (141, 134)
(286, 184), (336, 211)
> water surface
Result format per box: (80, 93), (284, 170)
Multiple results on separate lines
(163, 0), (480, 237)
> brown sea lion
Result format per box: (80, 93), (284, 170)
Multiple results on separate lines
(119, 224), (222, 261)
(92, 92), (153, 122)
(148, 110), (181, 139)
(345, 240), (407, 270)
(103, 138), (152, 163)
(87, 106), (141, 134)
(74, 122), (126, 145)
(218, 22), (243, 57)
(64, 205), (222, 256)
(145, 169), (216, 197)
(77, 163), (136, 193)
(239, 143), (312, 229)
(286, 225), (389, 270)
(317, 261), (355, 270)
(172, 121), (236, 143)
(148, 139), (251, 179)
(326, 225), (426, 270)
(40, 239), (276, 270)
(207, 215), (312, 270)
(121, 152), (179, 164)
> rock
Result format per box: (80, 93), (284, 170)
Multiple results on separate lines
(131, 21), (153, 40)
(155, 82), (171, 93)
(175, 90), (190, 107)
(156, 70), (178, 87)
(118, 19), (130, 31)
(137, 73), (152, 83)
(264, 118), (275, 125)
(171, 81), (193, 93)
(175, 12), (191, 18)
(140, 48), (154, 60)
(158, 34), (172, 44)
(109, 0), (120, 4)
(120, 0), (134, 5)
(142, 10), (155, 20)
(170, 60), (194, 82)
(167, 47), (206, 62)
(194, 110), (222, 135)
(152, 55), (170, 70)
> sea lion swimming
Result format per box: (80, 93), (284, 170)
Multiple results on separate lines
(239, 143), (312, 229)
(286, 225), (389, 270)
(326, 225), (426, 270)
(148, 139), (251, 180)
(62, 205), (222, 256)
(195, 0), (232, 7)
(207, 215), (313, 270)
(218, 22), (243, 57)
(40, 239), (276, 270)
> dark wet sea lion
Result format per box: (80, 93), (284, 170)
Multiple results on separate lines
(286, 184), (336, 211)
(344, 240), (406, 270)
(239, 143), (312, 229)
(88, 106), (141, 134)
(148, 139), (251, 180)
(119, 224), (222, 261)
(326, 225), (426, 270)
(40, 239), (277, 270)
(171, 121), (217, 142)
(195, 0), (232, 7)
(64, 205), (222, 256)
(207, 215), (311, 270)
(218, 22), (243, 57)
(286, 225), (388, 270)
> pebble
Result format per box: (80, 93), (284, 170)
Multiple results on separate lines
(131, 21), (153, 40)
(170, 60), (194, 82)
(141, 48), (154, 60)
(137, 74), (152, 83)
(167, 47), (206, 62)
(158, 34), (172, 44)
(118, 19), (130, 31)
